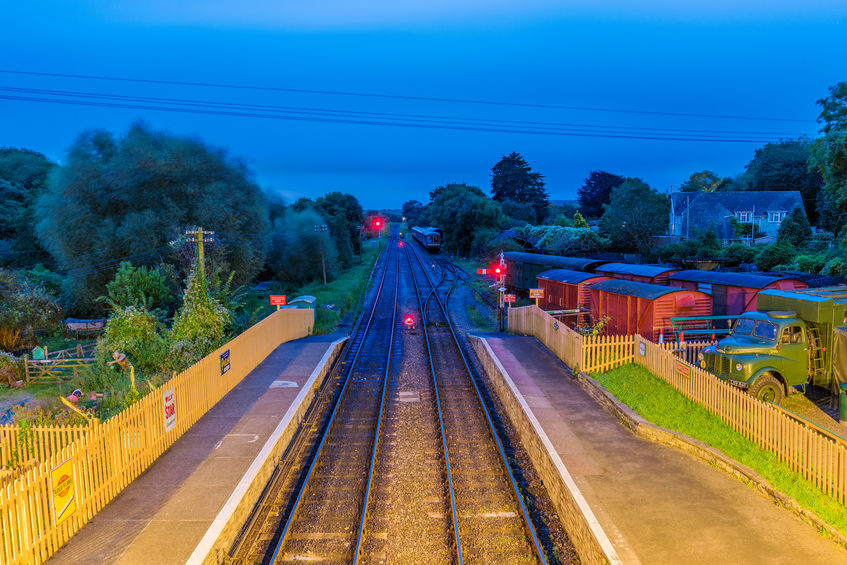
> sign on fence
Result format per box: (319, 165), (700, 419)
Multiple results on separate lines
(163, 387), (176, 433)
(269, 295), (287, 306)
(675, 360), (691, 379)
(529, 288), (544, 299)
(220, 349), (231, 375)
(504, 294), (516, 303)
(50, 458), (76, 526)
(639, 340), (646, 357)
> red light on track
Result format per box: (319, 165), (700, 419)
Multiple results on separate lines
(399, 241), (404, 247)
(404, 315), (415, 326)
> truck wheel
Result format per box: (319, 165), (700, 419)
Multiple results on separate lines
(749, 374), (784, 404)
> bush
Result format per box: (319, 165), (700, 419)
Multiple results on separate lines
(793, 254), (827, 274)
(722, 243), (758, 265)
(99, 305), (167, 374)
(169, 264), (230, 369)
(103, 261), (172, 313)
(822, 257), (846, 276)
(0, 269), (64, 351)
(0, 351), (23, 381)
(756, 243), (796, 272)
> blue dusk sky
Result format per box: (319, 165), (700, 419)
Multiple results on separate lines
(1, 1), (845, 209)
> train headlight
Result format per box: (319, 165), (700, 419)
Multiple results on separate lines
(698, 352), (704, 361)
(735, 362), (743, 372)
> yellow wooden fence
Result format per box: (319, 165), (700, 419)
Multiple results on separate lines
(0, 425), (94, 471)
(0, 308), (313, 564)
(509, 304), (847, 507)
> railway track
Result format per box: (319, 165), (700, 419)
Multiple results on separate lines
(228, 232), (556, 563)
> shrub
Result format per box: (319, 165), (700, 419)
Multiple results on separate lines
(821, 257), (846, 276)
(99, 305), (167, 374)
(756, 243), (796, 272)
(103, 261), (172, 313)
(793, 254), (827, 274)
(169, 263), (230, 369)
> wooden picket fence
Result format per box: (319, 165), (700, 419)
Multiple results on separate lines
(659, 339), (716, 365)
(634, 335), (846, 506)
(509, 305), (847, 508)
(0, 425), (94, 470)
(0, 308), (313, 565)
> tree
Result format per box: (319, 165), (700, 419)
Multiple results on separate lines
(572, 211), (589, 228)
(739, 140), (822, 223)
(314, 192), (364, 268)
(499, 198), (537, 224)
(36, 124), (269, 312)
(490, 152), (549, 223)
(812, 82), (847, 234)
(776, 205), (812, 248)
(577, 171), (625, 219)
(0, 270), (63, 351)
(756, 243), (795, 272)
(599, 178), (669, 253)
(102, 261), (172, 313)
(517, 225), (608, 255)
(428, 183), (502, 256)
(679, 171), (726, 193)
(0, 148), (55, 268)
(401, 200), (425, 226)
(267, 208), (339, 287)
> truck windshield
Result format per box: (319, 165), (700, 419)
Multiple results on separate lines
(732, 318), (755, 335)
(753, 321), (778, 341)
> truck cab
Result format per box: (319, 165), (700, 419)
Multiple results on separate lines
(700, 311), (814, 404)
(700, 287), (847, 405)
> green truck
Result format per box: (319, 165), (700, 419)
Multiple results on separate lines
(700, 287), (847, 404)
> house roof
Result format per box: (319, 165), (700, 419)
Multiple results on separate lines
(594, 263), (676, 278)
(671, 191), (804, 240)
(669, 270), (801, 289)
(537, 269), (607, 284)
(503, 252), (603, 272)
(591, 279), (688, 300)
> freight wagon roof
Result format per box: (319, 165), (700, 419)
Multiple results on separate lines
(502, 252), (603, 272)
(537, 269), (606, 284)
(591, 279), (689, 300)
(669, 270), (799, 289)
(594, 263), (676, 277)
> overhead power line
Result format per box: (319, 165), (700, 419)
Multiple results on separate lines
(0, 91), (794, 143)
(0, 69), (813, 124)
(0, 86), (807, 138)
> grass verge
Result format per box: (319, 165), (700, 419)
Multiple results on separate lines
(596, 363), (847, 535)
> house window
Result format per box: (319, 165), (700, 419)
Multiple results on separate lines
(735, 211), (752, 223)
(768, 211), (786, 223)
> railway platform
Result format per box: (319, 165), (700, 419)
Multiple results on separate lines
(473, 333), (847, 564)
(47, 334), (345, 565)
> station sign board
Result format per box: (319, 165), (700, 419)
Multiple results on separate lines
(529, 288), (544, 299)
(163, 387), (177, 433)
(220, 349), (231, 375)
(504, 294), (516, 303)
(50, 458), (76, 526)
(270, 295), (287, 306)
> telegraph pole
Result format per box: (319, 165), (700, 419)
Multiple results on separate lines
(184, 227), (215, 278)
(315, 224), (328, 285)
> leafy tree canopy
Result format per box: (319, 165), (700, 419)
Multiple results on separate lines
(599, 178), (669, 253)
(0, 269), (63, 351)
(577, 170), (625, 219)
(0, 148), (56, 268)
(679, 170), (726, 193)
(490, 152), (549, 223)
(314, 192), (364, 268)
(572, 211), (589, 228)
(776, 204), (812, 248)
(102, 261), (172, 313)
(499, 198), (537, 224)
(812, 82), (847, 234)
(738, 139), (822, 223)
(401, 200), (426, 227)
(35, 124), (268, 312)
(756, 243), (795, 272)
(267, 208), (339, 287)
(516, 225), (607, 255)
(428, 183), (502, 256)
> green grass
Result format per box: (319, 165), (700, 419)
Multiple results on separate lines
(291, 244), (381, 334)
(596, 364), (847, 535)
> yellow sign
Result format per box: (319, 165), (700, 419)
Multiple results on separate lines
(529, 288), (544, 299)
(50, 458), (76, 526)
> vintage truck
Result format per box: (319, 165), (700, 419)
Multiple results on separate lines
(699, 287), (847, 404)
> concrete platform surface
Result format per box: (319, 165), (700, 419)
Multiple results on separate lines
(48, 334), (343, 565)
(482, 334), (847, 565)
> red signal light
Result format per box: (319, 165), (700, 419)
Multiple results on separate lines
(493, 266), (504, 275)
(375, 220), (381, 227)
(404, 315), (415, 326)
(399, 241), (404, 247)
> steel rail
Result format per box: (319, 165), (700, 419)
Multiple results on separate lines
(402, 242), (464, 564)
(354, 238), (400, 562)
(269, 238), (399, 564)
(410, 246), (549, 564)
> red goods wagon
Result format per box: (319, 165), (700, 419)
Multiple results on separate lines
(536, 269), (611, 326)
(668, 271), (807, 316)
(594, 263), (679, 285)
(590, 279), (712, 341)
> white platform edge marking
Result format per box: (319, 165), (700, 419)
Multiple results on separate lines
(187, 336), (348, 565)
(479, 337), (624, 565)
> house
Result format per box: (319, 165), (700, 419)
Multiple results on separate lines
(669, 191), (804, 243)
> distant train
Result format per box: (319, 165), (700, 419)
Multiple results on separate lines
(411, 226), (443, 252)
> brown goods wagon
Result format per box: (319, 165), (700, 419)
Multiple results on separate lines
(594, 263), (679, 285)
(537, 269), (611, 325)
(590, 279), (712, 341)
(668, 271), (807, 317)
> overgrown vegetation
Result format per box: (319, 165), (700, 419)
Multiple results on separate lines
(596, 364), (847, 534)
